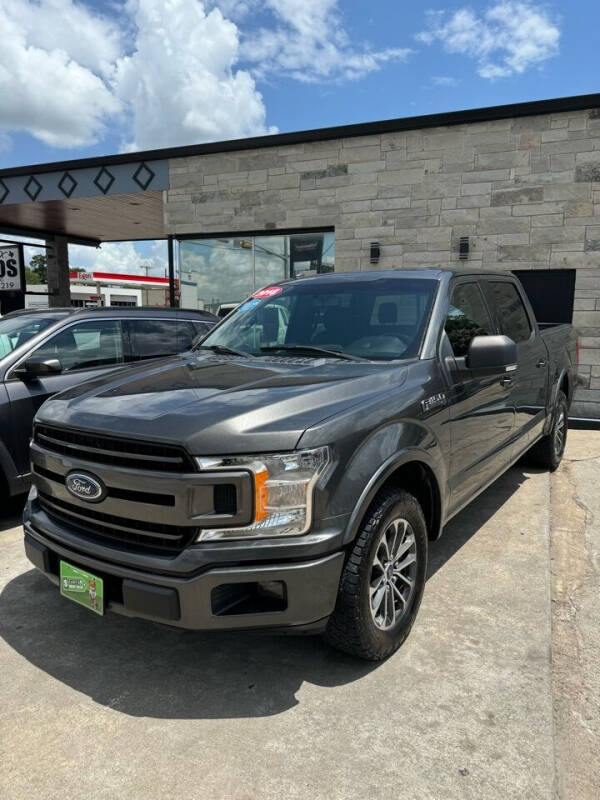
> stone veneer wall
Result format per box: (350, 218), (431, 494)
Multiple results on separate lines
(165, 106), (600, 418)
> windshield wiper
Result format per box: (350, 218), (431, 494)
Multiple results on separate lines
(260, 345), (367, 362)
(198, 344), (254, 358)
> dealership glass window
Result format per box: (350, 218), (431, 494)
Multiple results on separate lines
(177, 232), (335, 314)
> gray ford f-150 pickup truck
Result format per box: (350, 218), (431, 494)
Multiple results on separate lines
(23, 268), (576, 660)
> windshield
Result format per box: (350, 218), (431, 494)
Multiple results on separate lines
(0, 314), (63, 360)
(199, 277), (438, 361)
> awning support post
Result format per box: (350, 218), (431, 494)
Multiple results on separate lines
(46, 236), (71, 308)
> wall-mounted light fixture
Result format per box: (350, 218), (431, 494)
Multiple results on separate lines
(458, 236), (469, 260)
(370, 241), (380, 264)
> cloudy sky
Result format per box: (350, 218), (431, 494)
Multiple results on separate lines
(0, 0), (595, 274)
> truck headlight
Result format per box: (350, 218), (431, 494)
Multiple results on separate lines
(195, 447), (330, 541)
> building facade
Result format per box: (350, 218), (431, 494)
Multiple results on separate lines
(164, 104), (600, 418)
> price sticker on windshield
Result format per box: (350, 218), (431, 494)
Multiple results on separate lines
(253, 286), (283, 299)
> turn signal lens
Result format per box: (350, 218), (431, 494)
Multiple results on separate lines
(254, 468), (269, 522)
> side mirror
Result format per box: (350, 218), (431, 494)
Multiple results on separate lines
(466, 335), (517, 375)
(13, 356), (63, 380)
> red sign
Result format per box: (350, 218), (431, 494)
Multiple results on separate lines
(69, 271), (170, 285)
(253, 286), (283, 299)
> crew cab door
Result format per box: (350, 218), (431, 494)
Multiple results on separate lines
(481, 279), (548, 448)
(442, 280), (515, 515)
(5, 319), (125, 475)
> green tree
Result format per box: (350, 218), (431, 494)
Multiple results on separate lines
(25, 267), (42, 284)
(29, 253), (47, 283)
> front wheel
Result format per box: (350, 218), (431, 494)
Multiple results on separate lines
(527, 390), (568, 471)
(325, 488), (428, 661)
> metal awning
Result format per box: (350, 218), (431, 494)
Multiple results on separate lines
(0, 158), (169, 245)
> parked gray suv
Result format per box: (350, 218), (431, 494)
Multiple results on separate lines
(0, 306), (216, 499)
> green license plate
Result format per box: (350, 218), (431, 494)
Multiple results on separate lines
(59, 561), (104, 616)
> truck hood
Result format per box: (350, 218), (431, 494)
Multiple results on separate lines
(37, 352), (410, 454)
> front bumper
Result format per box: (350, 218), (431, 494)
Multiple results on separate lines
(23, 521), (344, 632)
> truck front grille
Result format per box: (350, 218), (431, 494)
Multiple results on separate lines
(33, 424), (196, 473)
(30, 424), (250, 554)
(38, 491), (197, 554)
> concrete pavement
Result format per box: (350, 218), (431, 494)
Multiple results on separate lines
(0, 430), (598, 799)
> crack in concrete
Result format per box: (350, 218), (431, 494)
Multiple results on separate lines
(549, 455), (599, 799)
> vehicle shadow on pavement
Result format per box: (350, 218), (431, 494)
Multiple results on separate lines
(0, 568), (377, 719)
(428, 461), (543, 580)
(0, 464), (541, 720)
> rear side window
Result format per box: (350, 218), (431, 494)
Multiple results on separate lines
(182, 320), (213, 349)
(178, 321), (198, 351)
(124, 319), (180, 361)
(445, 283), (494, 357)
(483, 282), (532, 343)
(192, 320), (214, 337)
(34, 320), (124, 372)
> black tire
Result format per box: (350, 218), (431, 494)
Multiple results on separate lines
(527, 390), (568, 471)
(325, 488), (428, 661)
(0, 468), (8, 505)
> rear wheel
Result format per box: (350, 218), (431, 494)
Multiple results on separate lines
(325, 488), (428, 661)
(527, 390), (568, 471)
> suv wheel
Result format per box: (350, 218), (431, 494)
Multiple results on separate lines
(527, 390), (568, 471)
(325, 488), (428, 661)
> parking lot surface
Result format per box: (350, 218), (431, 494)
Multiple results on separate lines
(1, 431), (598, 799)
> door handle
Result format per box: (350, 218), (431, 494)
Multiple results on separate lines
(536, 359), (546, 368)
(500, 377), (513, 387)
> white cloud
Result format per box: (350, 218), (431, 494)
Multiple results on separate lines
(69, 240), (167, 276)
(115, 0), (275, 150)
(1, 0), (411, 153)
(241, 0), (412, 82)
(431, 76), (459, 87)
(0, 0), (272, 152)
(0, 0), (122, 147)
(10, 235), (166, 279)
(0, 132), (13, 152)
(417, 2), (560, 79)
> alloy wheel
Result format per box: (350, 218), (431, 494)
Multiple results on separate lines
(369, 517), (418, 631)
(554, 408), (566, 458)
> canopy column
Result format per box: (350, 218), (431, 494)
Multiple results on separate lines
(46, 236), (70, 307)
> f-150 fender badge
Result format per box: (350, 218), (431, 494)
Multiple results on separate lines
(421, 393), (447, 414)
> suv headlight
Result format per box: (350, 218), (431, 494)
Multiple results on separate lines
(196, 446), (330, 541)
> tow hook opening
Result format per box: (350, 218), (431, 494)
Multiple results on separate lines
(211, 580), (287, 616)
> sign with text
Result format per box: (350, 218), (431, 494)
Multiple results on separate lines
(0, 244), (25, 293)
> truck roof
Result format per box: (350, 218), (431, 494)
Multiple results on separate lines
(280, 267), (514, 287)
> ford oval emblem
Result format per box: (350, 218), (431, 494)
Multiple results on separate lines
(65, 472), (105, 503)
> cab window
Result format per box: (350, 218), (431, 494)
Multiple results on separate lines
(34, 320), (124, 372)
(445, 283), (495, 358)
(483, 281), (532, 343)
